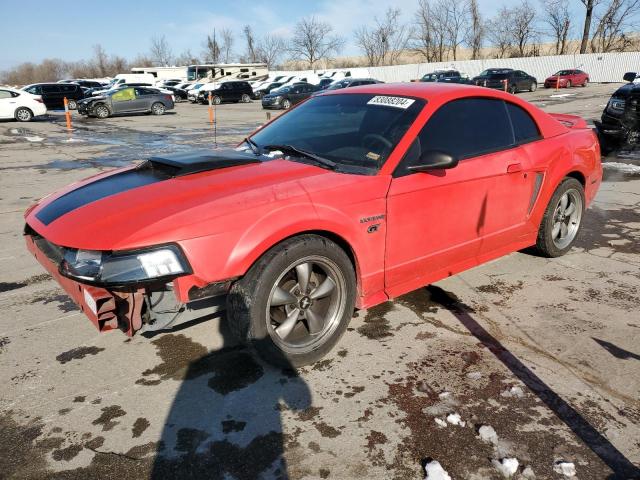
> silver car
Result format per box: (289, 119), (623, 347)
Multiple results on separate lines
(77, 87), (175, 118)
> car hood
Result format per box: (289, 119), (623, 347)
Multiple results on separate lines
(79, 96), (105, 103)
(611, 82), (640, 99)
(545, 75), (569, 81)
(25, 149), (369, 250)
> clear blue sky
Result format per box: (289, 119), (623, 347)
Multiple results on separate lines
(0, 0), (583, 70)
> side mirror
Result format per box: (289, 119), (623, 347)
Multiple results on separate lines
(623, 72), (637, 83)
(408, 150), (459, 172)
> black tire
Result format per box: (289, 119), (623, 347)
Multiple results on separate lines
(282, 98), (291, 109)
(227, 234), (356, 367)
(213, 95), (221, 105)
(509, 84), (517, 94)
(529, 82), (537, 92)
(94, 104), (110, 119)
(14, 107), (33, 122)
(151, 102), (165, 115)
(534, 178), (585, 257)
(241, 93), (251, 103)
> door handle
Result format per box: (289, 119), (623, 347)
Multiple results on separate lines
(507, 163), (522, 173)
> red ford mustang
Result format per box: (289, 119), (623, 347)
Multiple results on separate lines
(544, 69), (590, 88)
(24, 83), (602, 366)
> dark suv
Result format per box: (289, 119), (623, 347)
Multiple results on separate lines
(22, 83), (85, 110)
(474, 70), (537, 94)
(197, 81), (253, 104)
(595, 72), (640, 152)
(419, 70), (470, 84)
(262, 82), (317, 109)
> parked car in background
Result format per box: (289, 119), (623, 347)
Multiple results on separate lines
(187, 83), (206, 103)
(21, 83), (85, 110)
(197, 81), (253, 104)
(419, 70), (471, 84)
(595, 71), (640, 152)
(87, 82), (156, 97)
(317, 78), (334, 90)
(262, 82), (317, 109)
(162, 86), (188, 102)
(0, 86), (47, 122)
(59, 79), (107, 89)
(77, 86), (174, 118)
(477, 70), (537, 94)
(325, 78), (384, 91)
(252, 81), (284, 99)
(544, 69), (589, 88)
(472, 68), (514, 85)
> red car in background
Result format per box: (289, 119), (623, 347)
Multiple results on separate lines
(23, 83), (602, 367)
(544, 69), (590, 88)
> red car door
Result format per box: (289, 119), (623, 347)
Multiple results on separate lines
(385, 97), (537, 298)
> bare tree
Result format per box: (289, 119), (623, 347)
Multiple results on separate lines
(510, 2), (539, 56)
(220, 28), (234, 63)
(256, 35), (287, 68)
(579, 0), (601, 53)
(288, 16), (345, 69)
(174, 50), (199, 66)
(204, 30), (221, 63)
(544, 0), (572, 54)
(412, 0), (450, 62)
(486, 7), (516, 58)
(443, 0), (469, 60)
(92, 44), (109, 77)
(243, 25), (259, 63)
(590, 0), (640, 51)
(465, 0), (484, 59)
(354, 8), (412, 66)
(150, 35), (173, 66)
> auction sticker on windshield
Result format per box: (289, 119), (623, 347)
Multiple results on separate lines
(367, 96), (415, 109)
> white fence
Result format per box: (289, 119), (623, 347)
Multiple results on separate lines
(275, 51), (640, 84)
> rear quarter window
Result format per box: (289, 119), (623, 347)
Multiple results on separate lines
(506, 102), (541, 144)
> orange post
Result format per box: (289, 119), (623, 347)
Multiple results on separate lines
(503, 79), (508, 92)
(208, 93), (214, 125)
(63, 97), (72, 130)
(556, 73), (560, 91)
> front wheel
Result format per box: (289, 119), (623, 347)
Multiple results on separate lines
(151, 102), (166, 115)
(213, 95), (221, 105)
(529, 82), (537, 92)
(509, 84), (517, 94)
(67, 99), (78, 110)
(282, 98), (291, 109)
(94, 104), (110, 118)
(241, 93), (251, 103)
(566, 80), (572, 88)
(227, 235), (356, 367)
(15, 107), (33, 122)
(583, 79), (589, 87)
(534, 178), (585, 257)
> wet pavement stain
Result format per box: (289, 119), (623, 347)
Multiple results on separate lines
(132, 417), (150, 438)
(30, 292), (77, 312)
(52, 444), (83, 461)
(0, 273), (50, 293)
(0, 336), (9, 354)
(313, 421), (341, 438)
(84, 436), (104, 450)
(0, 413), (49, 479)
(137, 333), (212, 383)
(207, 351), (264, 395)
(56, 346), (105, 364)
(357, 301), (395, 339)
(575, 205), (640, 255)
(92, 405), (127, 432)
(72, 396), (85, 403)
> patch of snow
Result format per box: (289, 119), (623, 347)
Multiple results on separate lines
(24, 136), (44, 142)
(434, 418), (447, 428)
(553, 461), (576, 477)
(501, 386), (524, 398)
(446, 413), (465, 426)
(424, 460), (452, 480)
(602, 162), (640, 174)
(467, 371), (482, 380)
(521, 466), (536, 479)
(478, 425), (499, 444)
(438, 391), (451, 399)
(62, 137), (85, 143)
(550, 93), (575, 98)
(492, 457), (519, 477)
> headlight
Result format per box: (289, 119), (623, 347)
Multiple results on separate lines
(60, 244), (191, 286)
(607, 98), (626, 113)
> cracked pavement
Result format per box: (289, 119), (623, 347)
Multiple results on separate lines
(0, 85), (638, 479)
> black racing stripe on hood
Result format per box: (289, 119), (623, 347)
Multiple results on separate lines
(35, 167), (167, 226)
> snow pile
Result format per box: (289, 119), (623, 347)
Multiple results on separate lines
(424, 460), (452, 480)
(438, 391), (451, 399)
(521, 466), (536, 479)
(478, 425), (499, 445)
(491, 457), (519, 478)
(602, 162), (640, 174)
(466, 371), (482, 380)
(434, 418), (447, 428)
(24, 136), (44, 142)
(553, 461), (576, 477)
(446, 413), (466, 427)
(501, 386), (524, 398)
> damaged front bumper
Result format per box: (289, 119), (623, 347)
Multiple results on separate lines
(24, 230), (227, 336)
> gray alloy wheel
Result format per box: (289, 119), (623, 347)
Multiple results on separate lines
(15, 107), (33, 122)
(174, 95), (182, 103)
(266, 256), (346, 353)
(151, 102), (166, 115)
(282, 98), (291, 109)
(530, 82), (537, 92)
(94, 104), (110, 118)
(551, 189), (583, 250)
(509, 84), (517, 94)
(241, 93), (251, 103)
(213, 95), (221, 105)
(67, 99), (77, 110)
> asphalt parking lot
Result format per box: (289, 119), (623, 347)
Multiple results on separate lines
(1, 84), (639, 480)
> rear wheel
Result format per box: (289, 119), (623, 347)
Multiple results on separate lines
(566, 80), (572, 88)
(94, 104), (110, 118)
(282, 98), (291, 109)
(241, 93), (251, 103)
(227, 235), (356, 367)
(67, 99), (78, 110)
(534, 178), (585, 257)
(151, 102), (166, 115)
(509, 84), (517, 94)
(529, 82), (537, 92)
(213, 95), (221, 105)
(15, 107), (33, 122)
(583, 79), (589, 87)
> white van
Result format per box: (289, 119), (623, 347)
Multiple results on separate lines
(106, 73), (156, 89)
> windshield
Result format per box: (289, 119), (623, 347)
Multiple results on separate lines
(553, 70), (571, 76)
(422, 74), (436, 80)
(327, 81), (349, 90)
(479, 69), (510, 76)
(272, 86), (291, 94)
(249, 93), (425, 174)
(488, 73), (509, 79)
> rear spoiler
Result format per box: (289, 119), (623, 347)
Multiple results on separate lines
(549, 113), (589, 129)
